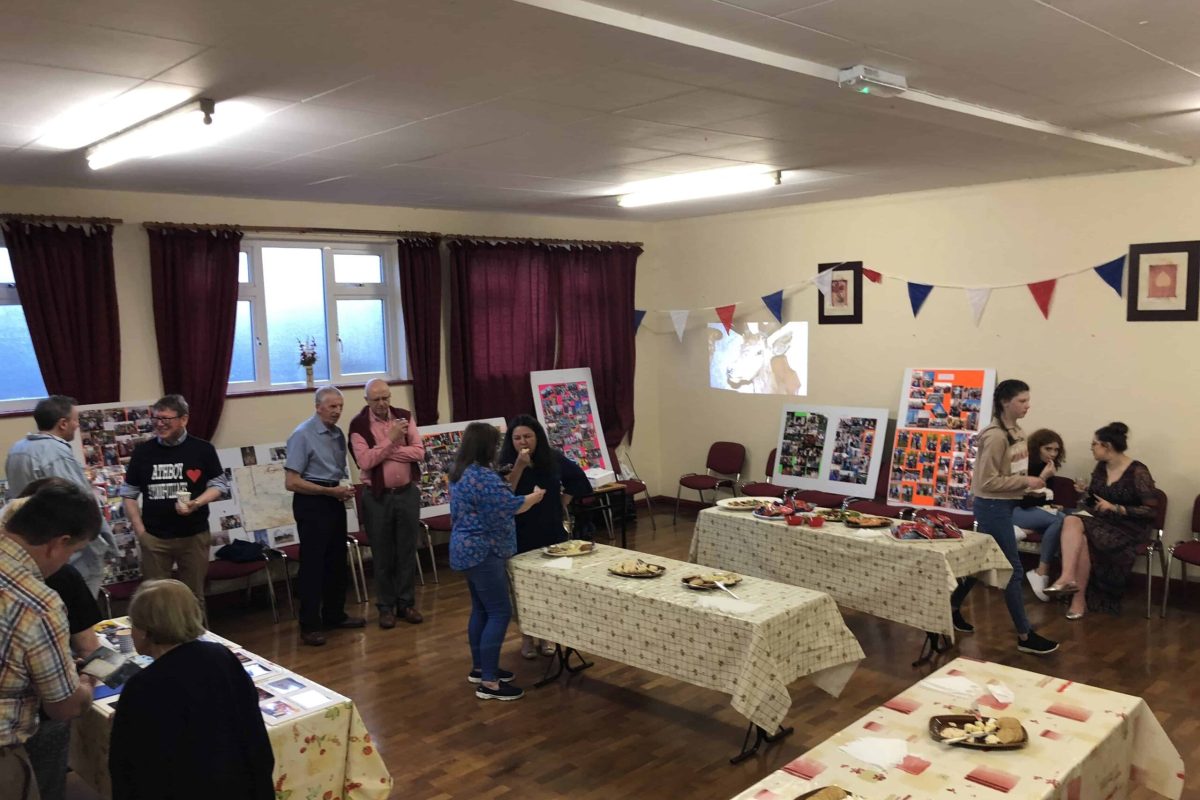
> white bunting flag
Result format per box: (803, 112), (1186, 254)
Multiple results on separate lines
(966, 287), (991, 326)
(813, 269), (834, 299)
(669, 309), (689, 342)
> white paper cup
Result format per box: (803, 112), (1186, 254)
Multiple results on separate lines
(176, 491), (191, 504)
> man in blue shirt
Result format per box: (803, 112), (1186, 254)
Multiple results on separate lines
(5, 395), (116, 597)
(285, 386), (364, 646)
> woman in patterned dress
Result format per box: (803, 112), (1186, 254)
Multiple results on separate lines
(1046, 422), (1158, 618)
(448, 422), (545, 701)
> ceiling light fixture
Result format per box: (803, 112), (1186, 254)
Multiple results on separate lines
(616, 164), (781, 208)
(86, 98), (264, 170)
(837, 65), (908, 98)
(35, 85), (196, 150)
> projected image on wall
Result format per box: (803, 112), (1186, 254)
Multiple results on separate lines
(707, 322), (808, 396)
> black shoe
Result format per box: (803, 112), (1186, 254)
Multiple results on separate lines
(475, 682), (524, 701)
(467, 668), (515, 685)
(1017, 630), (1059, 655)
(322, 616), (366, 630)
(952, 610), (974, 633)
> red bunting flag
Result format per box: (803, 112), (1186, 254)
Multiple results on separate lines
(862, 267), (883, 284)
(1027, 279), (1056, 319)
(715, 304), (736, 333)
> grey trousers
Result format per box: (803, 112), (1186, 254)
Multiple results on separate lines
(0, 743), (40, 800)
(360, 485), (420, 611)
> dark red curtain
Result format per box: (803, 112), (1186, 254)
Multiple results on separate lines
(398, 237), (442, 424)
(554, 245), (641, 445)
(449, 241), (556, 422)
(147, 227), (242, 441)
(2, 221), (121, 403)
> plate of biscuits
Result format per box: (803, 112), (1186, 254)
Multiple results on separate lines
(929, 715), (1028, 749)
(681, 572), (742, 590)
(543, 540), (596, 557)
(796, 788), (864, 800)
(716, 497), (770, 511)
(844, 515), (893, 528)
(608, 559), (666, 578)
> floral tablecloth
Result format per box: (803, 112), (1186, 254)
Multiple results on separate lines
(69, 624), (392, 800)
(731, 657), (1184, 800)
(690, 508), (1013, 637)
(508, 544), (864, 733)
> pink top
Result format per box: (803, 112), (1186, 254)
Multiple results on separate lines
(349, 411), (424, 488)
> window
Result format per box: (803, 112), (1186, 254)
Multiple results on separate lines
(230, 241), (407, 393)
(0, 246), (49, 408)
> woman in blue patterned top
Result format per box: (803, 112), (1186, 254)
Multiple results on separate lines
(449, 422), (545, 701)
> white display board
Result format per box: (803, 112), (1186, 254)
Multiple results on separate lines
(529, 367), (613, 485)
(772, 404), (889, 497)
(885, 367), (996, 513)
(415, 418), (506, 519)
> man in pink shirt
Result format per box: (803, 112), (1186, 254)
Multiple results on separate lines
(349, 379), (426, 628)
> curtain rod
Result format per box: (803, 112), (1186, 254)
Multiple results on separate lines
(141, 222), (641, 248)
(2, 213), (123, 225)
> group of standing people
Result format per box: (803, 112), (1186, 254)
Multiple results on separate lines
(954, 378), (1160, 656)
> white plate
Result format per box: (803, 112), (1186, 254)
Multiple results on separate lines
(716, 497), (769, 511)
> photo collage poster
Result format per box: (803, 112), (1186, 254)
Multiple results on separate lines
(773, 405), (889, 497)
(529, 368), (612, 478)
(415, 418), (506, 519)
(886, 368), (996, 512)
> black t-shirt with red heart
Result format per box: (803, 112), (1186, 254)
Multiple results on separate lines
(126, 435), (223, 539)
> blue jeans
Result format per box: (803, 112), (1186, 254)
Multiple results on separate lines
(951, 497), (1031, 635)
(1012, 505), (1065, 567)
(464, 555), (512, 682)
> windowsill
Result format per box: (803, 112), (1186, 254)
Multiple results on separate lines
(226, 378), (412, 400)
(0, 405), (37, 419)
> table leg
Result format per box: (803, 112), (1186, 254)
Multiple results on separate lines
(533, 645), (594, 688)
(912, 631), (954, 668)
(730, 722), (794, 765)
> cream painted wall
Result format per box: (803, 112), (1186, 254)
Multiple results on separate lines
(0, 185), (656, 467)
(636, 164), (1200, 552)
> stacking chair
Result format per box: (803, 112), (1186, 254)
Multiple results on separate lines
(737, 449), (788, 499)
(1160, 493), (1200, 618)
(1134, 488), (1169, 618)
(205, 555), (280, 623)
(608, 447), (656, 531)
(100, 578), (144, 619)
(675, 441), (745, 524)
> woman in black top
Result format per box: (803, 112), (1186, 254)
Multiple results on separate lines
(499, 415), (592, 657)
(109, 580), (274, 800)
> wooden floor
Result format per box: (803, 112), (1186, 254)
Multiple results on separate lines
(72, 509), (1199, 799)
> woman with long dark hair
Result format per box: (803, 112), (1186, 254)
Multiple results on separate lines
(1046, 422), (1158, 618)
(1017, 428), (1069, 600)
(950, 379), (1058, 655)
(448, 422), (545, 701)
(498, 415), (592, 658)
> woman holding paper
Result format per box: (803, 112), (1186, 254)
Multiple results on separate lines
(449, 423), (545, 701)
(108, 580), (274, 799)
(950, 379), (1058, 656)
(499, 415), (592, 658)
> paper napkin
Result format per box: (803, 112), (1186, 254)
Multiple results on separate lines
(923, 675), (983, 697)
(838, 737), (908, 772)
(987, 680), (1015, 704)
(542, 557), (574, 570)
(693, 595), (761, 615)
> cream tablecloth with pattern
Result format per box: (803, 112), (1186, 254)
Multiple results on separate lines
(69, 625), (392, 800)
(731, 657), (1184, 800)
(508, 544), (864, 733)
(690, 508), (1013, 638)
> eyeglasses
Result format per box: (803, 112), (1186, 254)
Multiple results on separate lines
(152, 415), (180, 423)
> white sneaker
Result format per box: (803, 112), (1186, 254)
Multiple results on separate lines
(1026, 571), (1050, 602)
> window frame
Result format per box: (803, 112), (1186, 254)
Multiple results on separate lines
(228, 239), (407, 395)
(0, 245), (49, 412)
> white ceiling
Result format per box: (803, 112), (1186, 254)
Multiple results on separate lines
(2, 0), (1200, 220)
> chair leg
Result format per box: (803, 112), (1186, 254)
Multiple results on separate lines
(643, 492), (658, 532)
(101, 588), (112, 620)
(1158, 547), (1169, 618)
(415, 545), (425, 586)
(354, 542), (369, 605)
(262, 558), (279, 624)
(346, 540), (363, 604)
(281, 557), (296, 619)
(421, 523), (439, 584)
(1145, 547), (1153, 619)
(674, 485), (683, 525)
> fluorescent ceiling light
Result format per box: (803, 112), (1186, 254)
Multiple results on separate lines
(616, 164), (781, 207)
(87, 98), (264, 170)
(35, 85), (196, 150)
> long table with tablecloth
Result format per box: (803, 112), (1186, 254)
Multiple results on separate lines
(69, 620), (392, 800)
(730, 656), (1184, 799)
(508, 544), (864, 734)
(691, 507), (1013, 638)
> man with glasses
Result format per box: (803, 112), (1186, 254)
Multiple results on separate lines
(348, 379), (425, 628)
(6, 395), (116, 597)
(120, 395), (228, 609)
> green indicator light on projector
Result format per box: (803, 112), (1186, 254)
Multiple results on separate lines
(858, 86), (871, 94)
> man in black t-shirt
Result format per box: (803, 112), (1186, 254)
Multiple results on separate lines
(120, 395), (228, 611)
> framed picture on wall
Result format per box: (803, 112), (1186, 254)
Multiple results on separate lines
(1127, 241), (1200, 322)
(817, 261), (863, 325)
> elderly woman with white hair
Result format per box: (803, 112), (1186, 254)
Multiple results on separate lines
(108, 579), (274, 800)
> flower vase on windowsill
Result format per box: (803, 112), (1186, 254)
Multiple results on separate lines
(298, 337), (318, 390)
(304, 365), (314, 388)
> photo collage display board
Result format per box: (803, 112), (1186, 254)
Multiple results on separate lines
(73, 402), (356, 584)
(886, 368), (996, 512)
(529, 368), (613, 484)
(415, 418), (506, 519)
(773, 405), (889, 497)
